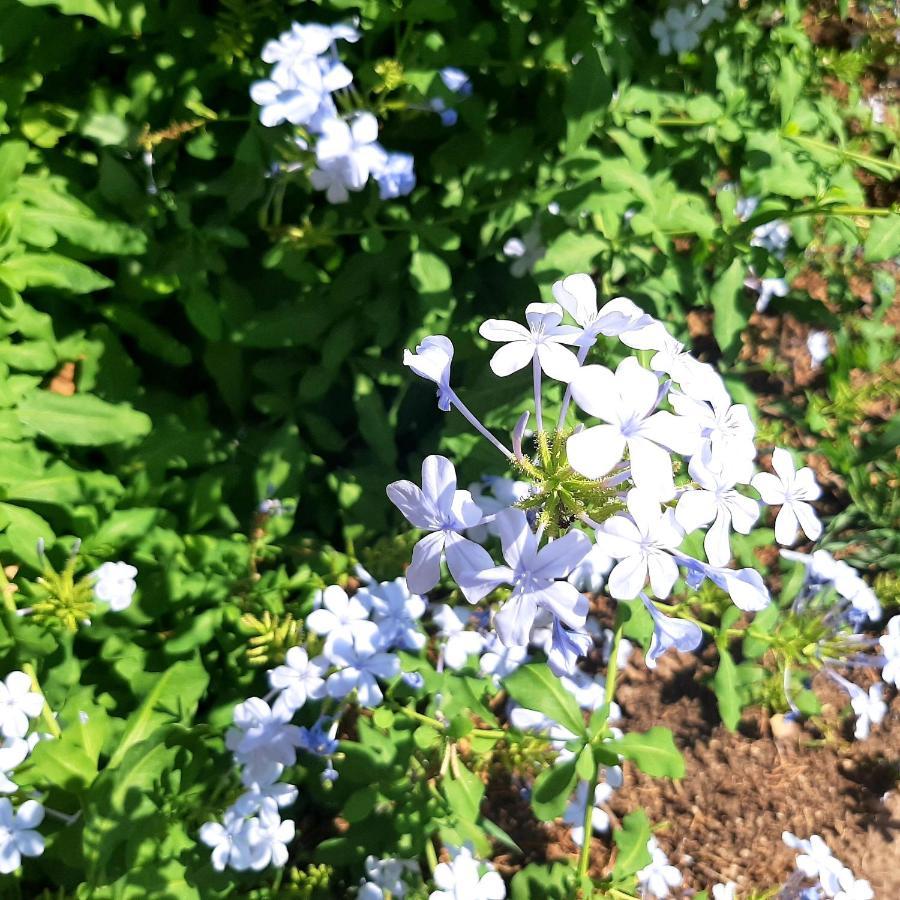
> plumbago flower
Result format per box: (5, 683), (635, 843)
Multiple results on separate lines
(751, 448), (822, 545)
(389, 268), (856, 682)
(386, 455), (495, 599)
(430, 845), (506, 900)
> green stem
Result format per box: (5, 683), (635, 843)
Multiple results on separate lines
(785, 133), (900, 174)
(391, 704), (445, 730)
(21, 663), (61, 739)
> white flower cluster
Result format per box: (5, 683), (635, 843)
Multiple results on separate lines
(651, 0), (730, 56)
(250, 21), (415, 202)
(0, 672), (49, 872)
(782, 832), (874, 899)
(200, 576), (430, 871)
(392, 272), (837, 675)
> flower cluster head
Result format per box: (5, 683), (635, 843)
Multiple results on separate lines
(388, 270), (840, 676)
(251, 20), (415, 202)
(650, 0), (730, 55)
(782, 832), (874, 899)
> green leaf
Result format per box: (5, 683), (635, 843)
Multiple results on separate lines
(0, 253), (111, 294)
(108, 657), (209, 769)
(0, 141), (29, 202)
(443, 763), (485, 822)
(713, 646), (741, 731)
(711, 258), (749, 359)
(531, 760), (578, 821)
(0, 502), (55, 566)
(563, 47), (612, 153)
(612, 809), (653, 879)
(504, 664), (587, 738)
(864, 214), (900, 263)
(410, 250), (452, 295)
(17, 392), (151, 446)
(605, 727), (685, 778)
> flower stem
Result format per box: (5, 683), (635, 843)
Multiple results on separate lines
(557, 343), (590, 431)
(448, 391), (514, 460)
(22, 663), (61, 739)
(533, 356), (544, 436)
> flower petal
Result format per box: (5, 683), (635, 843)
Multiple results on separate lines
(566, 425), (626, 480)
(407, 532), (446, 594)
(488, 340), (535, 376)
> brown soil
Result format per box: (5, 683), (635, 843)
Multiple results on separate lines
(486, 647), (900, 896)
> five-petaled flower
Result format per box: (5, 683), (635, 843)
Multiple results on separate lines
(751, 448), (822, 545)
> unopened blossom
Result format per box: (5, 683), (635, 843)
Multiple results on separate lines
(310, 113), (382, 203)
(641, 594), (703, 669)
(364, 577), (426, 651)
(325, 621), (400, 708)
(551, 274), (656, 348)
(268, 647), (327, 716)
(751, 448), (822, 545)
(636, 837), (683, 899)
(0, 799), (44, 873)
(296, 718), (340, 758)
(429, 845), (506, 900)
(879, 616), (900, 688)
(479, 303), (581, 382)
(403, 336), (454, 411)
(0, 672), (43, 740)
(568, 357), (700, 499)
(502, 223), (545, 278)
(432, 605), (486, 670)
(306, 585), (372, 648)
(675, 453), (759, 566)
(597, 490), (684, 600)
(92, 561), (137, 611)
(0, 739), (28, 794)
(386, 455), (494, 600)
(469, 508), (591, 647)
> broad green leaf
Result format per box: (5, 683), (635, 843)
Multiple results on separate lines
(0, 141), (29, 202)
(605, 727), (685, 778)
(443, 763), (485, 821)
(612, 809), (653, 879)
(563, 47), (612, 153)
(864, 214), (900, 263)
(713, 646), (741, 731)
(711, 258), (748, 359)
(0, 502), (55, 566)
(531, 760), (578, 821)
(108, 657), (208, 768)
(17, 392), (151, 446)
(504, 664), (587, 738)
(410, 250), (451, 294)
(0, 253), (111, 294)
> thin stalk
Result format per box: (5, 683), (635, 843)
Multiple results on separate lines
(448, 391), (514, 460)
(22, 663), (61, 739)
(533, 356), (544, 435)
(557, 343), (590, 430)
(785, 133), (900, 175)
